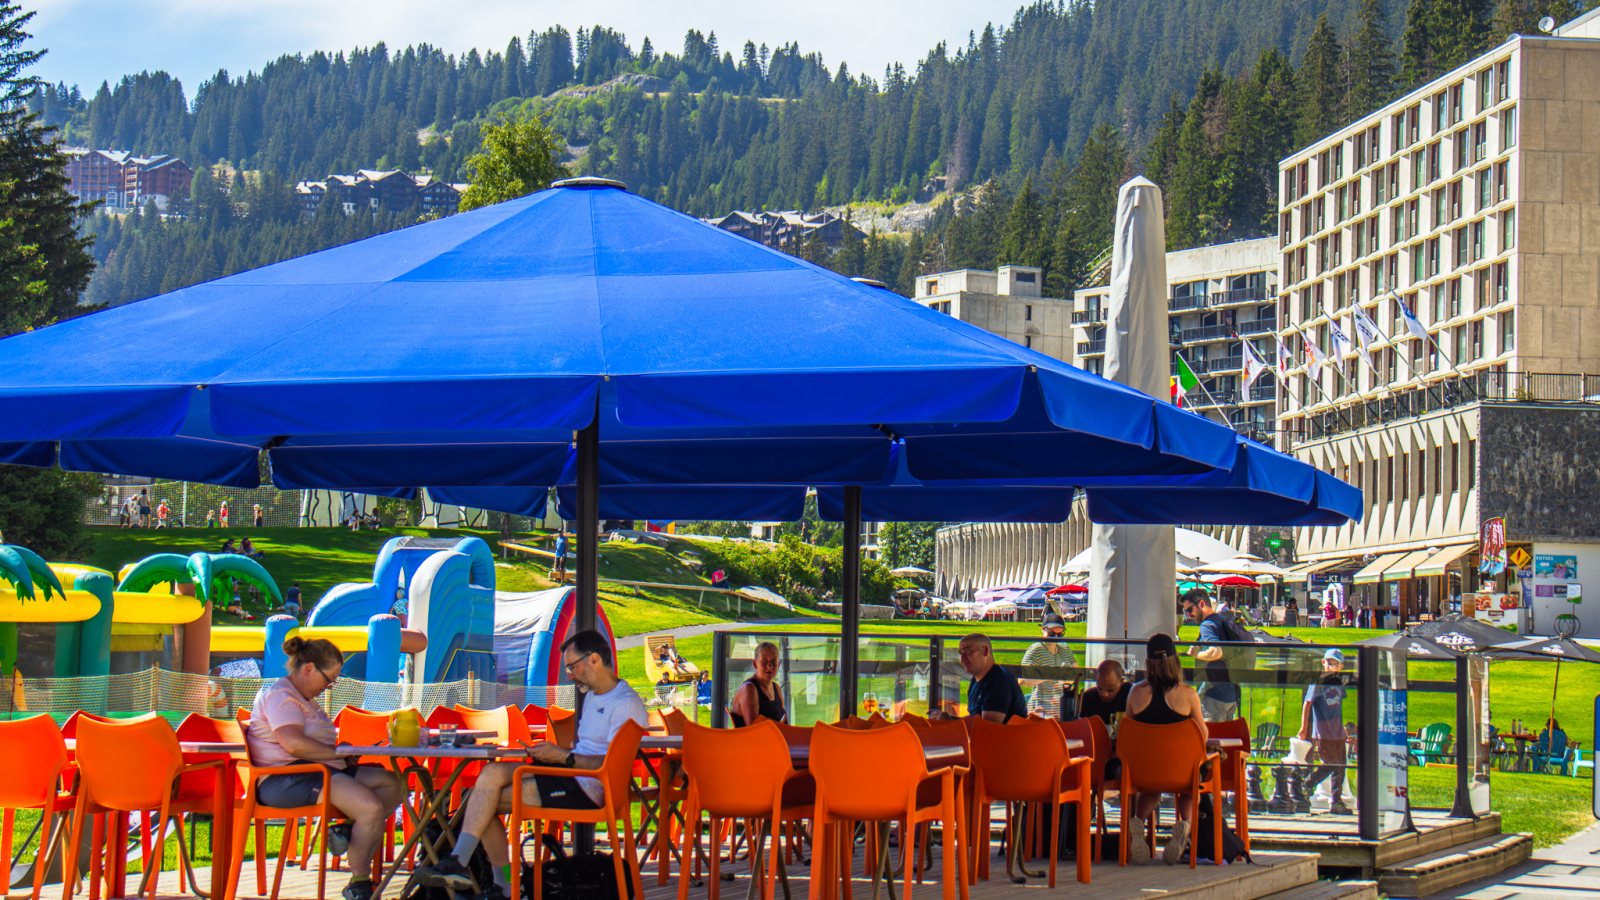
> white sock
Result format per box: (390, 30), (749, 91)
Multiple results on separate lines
(493, 866), (509, 888)
(453, 834), (481, 862)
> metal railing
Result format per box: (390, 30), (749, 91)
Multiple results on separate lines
(1250, 383), (1278, 402)
(1238, 318), (1278, 336)
(1287, 370), (1600, 443)
(1211, 286), (1273, 305)
(1077, 339), (1106, 355)
(1181, 324), (1235, 342)
(1202, 355), (1243, 373)
(1194, 390), (1238, 408)
(1071, 309), (1104, 324)
(1169, 294), (1209, 311)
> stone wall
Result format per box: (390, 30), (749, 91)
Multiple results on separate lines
(1477, 401), (1600, 542)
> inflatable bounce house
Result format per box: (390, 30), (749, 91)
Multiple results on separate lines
(493, 586), (619, 689)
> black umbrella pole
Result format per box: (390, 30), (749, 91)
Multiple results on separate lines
(840, 486), (862, 720)
(575, 419), (600, 634)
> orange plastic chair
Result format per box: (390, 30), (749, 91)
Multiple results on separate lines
(676, 719), (811, 900)
(774, 722), (812, 746)
(1206, 718), (1252, 850)
(967, 717), (1091, 886)
(65, 715), (220, 900)
(0, 714), (76, 900)
(454, 704), (533, 747)
(221, 717), (341, 900)
(1116, 718), (1223, 868)
(509, 718), (646, 900)
(1058, 718), (1109, 858)
(547, 705), (577, 748)
(332, 709), (406, 867)
(905, 719), (977, 883)
(522, 704), (550, 728)
(899, 712), (930, 727)
(808, 722), (967, 900)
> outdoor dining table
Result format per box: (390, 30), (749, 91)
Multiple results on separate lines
(62, 739), (247, 899)
(336, 739), (534, 899)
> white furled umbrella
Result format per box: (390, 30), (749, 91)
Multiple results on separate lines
(890, 566), (934, 577)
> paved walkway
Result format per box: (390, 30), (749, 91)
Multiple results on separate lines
(1430, 819), (1600, 899)
(615, 617), (829, 650)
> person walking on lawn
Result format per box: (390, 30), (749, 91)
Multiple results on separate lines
(413, 630), (647, 899)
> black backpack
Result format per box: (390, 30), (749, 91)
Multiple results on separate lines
(410, 821), (498, 900)
(522, 833), (635, 900)
(1189, 795), (1250, 864)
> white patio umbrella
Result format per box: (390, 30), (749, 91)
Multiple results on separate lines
(890, 566), (934, 577)
(1194, 556), (1290, 578)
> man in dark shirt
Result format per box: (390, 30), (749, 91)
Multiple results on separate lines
(1078, 659), (1131, 724)
(1183, 589), (1244, 721)
(930, 633), (1026, 723)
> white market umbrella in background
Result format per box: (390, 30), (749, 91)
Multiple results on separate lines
(891, 566), (934, 578)
(1194, 556), (1289, 578)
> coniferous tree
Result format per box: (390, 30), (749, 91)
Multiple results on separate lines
(1346, 0), (1397, 121)
(1296, 16), (1346, 147)
(999, 176), (1046, 269)
(1400, 0), (1443, 87)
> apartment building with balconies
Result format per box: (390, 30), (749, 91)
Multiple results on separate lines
(1276, 33), (1600, 632)
(914, 265), (1073, 361)
(1072, 237), (1280, 440)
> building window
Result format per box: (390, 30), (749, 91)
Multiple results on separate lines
(1025, 305), (1033, 321)
(1428, 237), (1440, 276)
(1478, 69), (1492, 111)
(1434, 92), (1448, 133)
(1501, 106), (1517, 149)
(1496, 62), (1509, 101)
(1474, 121), (1488, 162)
(1495, 161), (1509, 201)
(1500, 310), (1516, 352)
(1408, 199), (1420, 238)
(1471, 220), (1484, 261)
(1466, 437), (1477, 491)
(1024, 335), (1032, 348)
(1456, 324), (1469, 362)
(1428, 142), (1442, 183)
(1449, 277), (1462, 317)
(1477, 169), (1490, 210)
(1413, 151), (1426, 190)
(926, 279), (937, 296)
(1471, 318), (1483, 358)
(1451, 442), (1460, 492)
(1501, 208), (1516, 251)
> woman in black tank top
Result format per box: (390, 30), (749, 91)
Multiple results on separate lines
(1123, 632), (1209, 865)
(730, 641), (787, 727)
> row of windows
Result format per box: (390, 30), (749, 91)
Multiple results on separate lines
(1284, 59), (1511, 201)
(1342, 438), (1477, 509)
(1282, 115), (1513, 247)
(1289, 262), (1511, 336)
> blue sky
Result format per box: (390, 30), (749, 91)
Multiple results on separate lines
(29, 0), (1028, 98)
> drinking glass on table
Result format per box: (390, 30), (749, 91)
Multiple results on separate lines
(439, 723), (457, 747)
(862, 692), (878, 716)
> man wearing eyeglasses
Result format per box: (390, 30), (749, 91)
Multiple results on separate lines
(1019, 612), (1076, 717)
(928, 632), (1027, 723)
(415, 630), (646, 900)
(1181, 588), (1248, 721)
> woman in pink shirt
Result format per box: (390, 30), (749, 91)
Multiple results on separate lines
(247, 637), (404, 900)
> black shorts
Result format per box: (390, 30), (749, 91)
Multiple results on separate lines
(530, 774), (600, 810)
(256, 763), (382, 809)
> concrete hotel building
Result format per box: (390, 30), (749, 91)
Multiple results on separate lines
(914, 265), (1072, 361)
(1277, 25), (1600, 634)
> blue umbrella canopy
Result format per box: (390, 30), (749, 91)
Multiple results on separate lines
(0, 180), (1241, 488)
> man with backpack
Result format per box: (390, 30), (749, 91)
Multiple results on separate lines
(1182, 588), (1249, 721)
(413, 630), (647, 899)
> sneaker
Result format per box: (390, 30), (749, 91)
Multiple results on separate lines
(473, 885), (509, 900)
(1127, 817), (1152, 865)
(413, 855), (477, 893)
(327, 822), (353, 858)
(1330, 800), (1354, 816)
(1163, 819), (1190, 866)
(341, 880), (374, 900)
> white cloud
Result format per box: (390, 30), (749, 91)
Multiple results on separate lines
(29, 0), (1021, 94)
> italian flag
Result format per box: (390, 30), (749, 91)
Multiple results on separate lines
(1172, 354), (1200, 406)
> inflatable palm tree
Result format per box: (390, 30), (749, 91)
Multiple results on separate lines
(0, 544), (65, 601)
(117, 552), (283, 604)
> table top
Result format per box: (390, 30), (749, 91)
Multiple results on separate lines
(1210, 738), (1244, 748)
(337, 741), (506, 759)
(637, 735), (1078, 758)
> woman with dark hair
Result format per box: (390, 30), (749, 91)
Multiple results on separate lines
(247, 637), (405, 900)
(729, 641), (786, 726)
(1124, 632), (1207, 866)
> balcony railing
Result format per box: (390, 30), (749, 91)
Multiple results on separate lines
(1193, 390), (1238, 408)
(1249, 384), (1278, 402)
(1072, 309), (1104, 325)
(1211, 286), (1271, 305)
(1180, 324), (1234, 343)
(1203, 355), (1243, 373)
(1169, 294), (1209, 312)
(1077, 339), (1106, 356)
(1237, 318), (1278, 336)
(1286, 370), (1600, 444)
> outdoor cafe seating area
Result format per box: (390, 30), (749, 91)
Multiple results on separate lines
(0, 700), (1292, 900)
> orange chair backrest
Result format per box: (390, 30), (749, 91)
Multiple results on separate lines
(175, 713), (241, 798)
(427, 706), (466, 729)
(898, 712), (929, 727)
(968, 716), (1071, 801)
(0, 714), (68, 807)
(810, 721), (929, 821)
(548, 706), (577, 747)
(76, 714), (184, 811)
(680, 719), (796, 818)
(60, 710), (113, 739)
(909, 718), (970, 768)
(235, 707), (251, 725)
(866, 712), (889, 728)
(840, 716), (871, 729)
(774, 722), (812, 746)
(454, 705), (530, 745)
(1057, 718), (1094, 760)
(1117, 718), (1207, 795)
(597, 718), (646, 804)
(522, 704), (550, 727)
(661, 708), (689, 736)
(336, 707), (393, 747)
(1207, 718), (1251, 786)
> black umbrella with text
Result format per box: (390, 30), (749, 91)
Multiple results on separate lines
(1487, 635), (1600, 727)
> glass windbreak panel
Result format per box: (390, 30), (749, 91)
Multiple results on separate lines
(1468, 655), (1491, 815)
(720, 632), (843, 726)
(1234, 642), (1359, 819)
(1378, 646), (1411, 837)
(855, 636), (933, 720)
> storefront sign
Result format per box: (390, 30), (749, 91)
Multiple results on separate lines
(1535, 555), (1578, 580)
(1480, 517), (1507, 575)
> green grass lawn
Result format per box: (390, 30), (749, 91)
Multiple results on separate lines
(1408, 766), (1594, 847)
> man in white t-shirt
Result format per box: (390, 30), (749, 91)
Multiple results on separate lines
(415, 630), (646, 899)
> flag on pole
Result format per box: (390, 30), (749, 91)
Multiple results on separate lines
(1241, 339), (1268, 390)
(1329, 322), (1355, 359)
(1301, 329), (1327, 380)
(1170, 376), (1184, 407)
(1398, 299), (1429, 340)
(1351, 307), (1383, 368)
(1276, 339), (1295, 376)
(1173, 353), (1201, 405)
